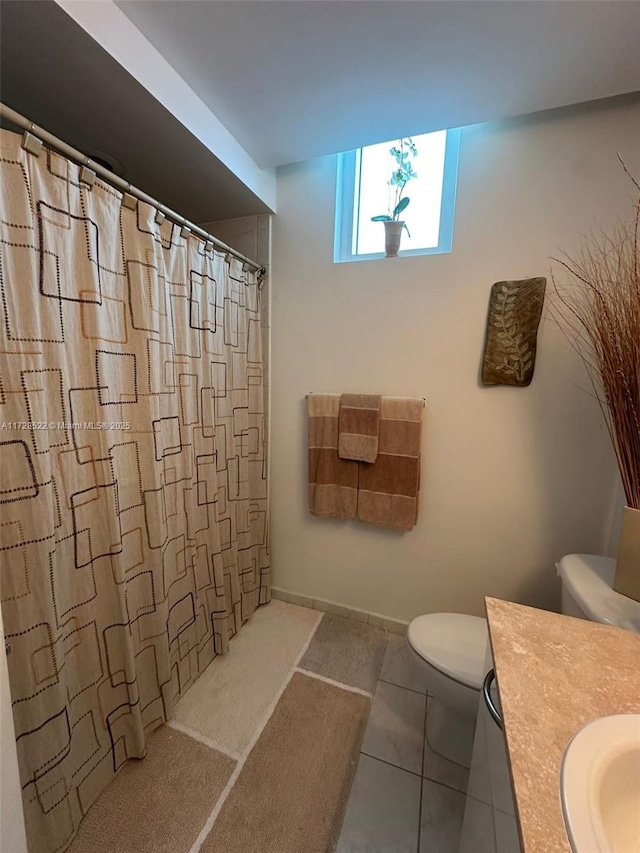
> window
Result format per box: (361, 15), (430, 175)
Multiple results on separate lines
(334, 128), (461, 263)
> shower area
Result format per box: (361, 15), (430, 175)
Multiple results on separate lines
(0, 108), (271, 853)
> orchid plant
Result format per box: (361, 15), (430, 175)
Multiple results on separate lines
(371, 137), (418, 235)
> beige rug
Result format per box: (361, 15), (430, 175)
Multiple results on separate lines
(299, 612), (387, 694)
(68, 726), (236, 853)
(173, 599), (320, 755)
(201, 672), (370, 853)
(67, 605), (387, 853)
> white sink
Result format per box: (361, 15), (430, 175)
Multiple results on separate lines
(561, 714), (640, 853)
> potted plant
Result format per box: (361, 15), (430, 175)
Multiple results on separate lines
(371, 137), (418, 257)
(552, 166), (640, 601)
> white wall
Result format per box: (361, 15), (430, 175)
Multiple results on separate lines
(270, 96), (640, 622)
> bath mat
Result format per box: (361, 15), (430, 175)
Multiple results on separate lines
(67, 606), (385, 853)
(172, 599), (319, 754)
(68, 727), (236, 853)
(481, 277), (546, 386)
(299, 613), (387, 694)
(200, 672), (370, 853)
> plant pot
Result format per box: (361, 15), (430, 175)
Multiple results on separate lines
(613, 505), (640, 602)
(383, 221), (404, 258)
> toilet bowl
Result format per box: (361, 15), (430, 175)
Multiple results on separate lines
(407, 555), (640, 769)
(406, 612), (487, 767)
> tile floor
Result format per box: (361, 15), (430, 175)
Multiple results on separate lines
(337, 634), (470, 853)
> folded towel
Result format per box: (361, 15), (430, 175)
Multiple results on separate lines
(308, 394), (358, 519)
(338, 393), (382, 463)
(357, 397), (423, 531)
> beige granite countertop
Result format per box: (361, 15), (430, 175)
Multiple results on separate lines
(485, 597), (640, 853)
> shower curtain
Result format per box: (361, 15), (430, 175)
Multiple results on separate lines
(0, 129), (270, 853)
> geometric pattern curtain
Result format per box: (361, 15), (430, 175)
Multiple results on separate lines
(0, 128), (270, 853)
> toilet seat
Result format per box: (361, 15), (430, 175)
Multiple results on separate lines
(407, 613), (488, 690)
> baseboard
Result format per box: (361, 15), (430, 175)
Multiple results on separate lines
(270, 587), (408, 636)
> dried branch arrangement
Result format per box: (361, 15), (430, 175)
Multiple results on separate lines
(550, 166), (640, 509)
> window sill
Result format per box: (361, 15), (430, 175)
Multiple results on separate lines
(333, 245), (452, 264)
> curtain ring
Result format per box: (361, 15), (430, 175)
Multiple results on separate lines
(121, 185), (137, 210)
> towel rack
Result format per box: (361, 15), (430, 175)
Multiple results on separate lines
(305, 393), (426, 407)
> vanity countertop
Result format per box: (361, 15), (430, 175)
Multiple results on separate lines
(485, 596), (640, 853)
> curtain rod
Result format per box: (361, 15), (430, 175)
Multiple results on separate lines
(306, 394), (426, 407)
(0, 102), (265, 276)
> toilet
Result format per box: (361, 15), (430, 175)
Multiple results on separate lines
(407, 612), (487, 767)
(407, 554), (640, 769)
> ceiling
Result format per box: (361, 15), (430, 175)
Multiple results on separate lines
(116, 0), (640, 168)
(1, 0), (639, 223)
(0, 0), (271, 222)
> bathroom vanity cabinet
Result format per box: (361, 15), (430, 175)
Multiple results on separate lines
(469, 597), (640, 853)
(458, 643), (521, 853)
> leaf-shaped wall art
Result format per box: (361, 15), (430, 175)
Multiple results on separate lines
(481, 277), (547, 387)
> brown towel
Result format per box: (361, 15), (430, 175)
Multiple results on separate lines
(338, 393), (382, 463)
(357, 397), (423, 531)
(308, 394), (358, 519)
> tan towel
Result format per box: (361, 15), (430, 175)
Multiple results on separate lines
(338, 393), (382, 463)
(308, 394), (358, 519)
(357, 397), (423, 531)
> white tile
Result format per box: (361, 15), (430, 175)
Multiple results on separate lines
(256, 214), (271, 267)
(420, 780), (466, 853)
(361, 681), (426, 774)
(369, 614), (409, 635)
(270, 587), (291, 603)
(466, 700), (492, 806)
(423, 739), (470, 793)
(380, 634), (429, 694)
(259, 280), (270, 329)
(485, 706), (516, 816)
(458, 795), (496, 853)
(287, 592), (313, 608)
(312, 598), (351, 619)
(337, 754), (421, 853)
(347, 607), (370, 624)
(261, 329), (270, 390)
(206, 216), (258, 259)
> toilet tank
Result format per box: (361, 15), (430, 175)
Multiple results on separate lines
(557, 554), (640, 633)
